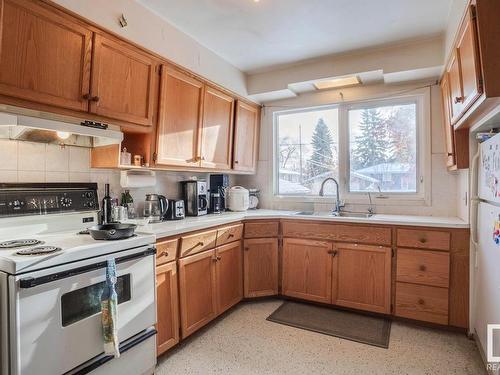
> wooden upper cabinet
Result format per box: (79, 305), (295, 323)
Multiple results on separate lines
(90, 34), (157, 127)
(282, 238), (333, 304)
(0, 0), (92, 111)
(200, 86), (234, 169)
(156, 66), (203, 167)
(448, 50), (464, 123)
(215, 241), (243, 314)
(332, 243), (392, 314)
(156, 261), (179, 356)
(440, 74), (456, 169)
(455, 5), (482, 113)
(178, 249), (217, 338)
(233, 101), (260, 172)
(243, 238), (279, 298)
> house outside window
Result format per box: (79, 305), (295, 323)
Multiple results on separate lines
(273, 93), (430, 204)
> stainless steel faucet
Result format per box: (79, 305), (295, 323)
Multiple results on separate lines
(367, 192), (374, 215)
(319, 177), (344, 216)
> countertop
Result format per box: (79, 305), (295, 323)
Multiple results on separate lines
(136, 210), (469, 239)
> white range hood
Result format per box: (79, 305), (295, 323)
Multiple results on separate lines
(0, 112), (123, 147)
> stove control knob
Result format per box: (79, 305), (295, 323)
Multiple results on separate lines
(85, 192), (93, 199)
(60, 197), (72, 207)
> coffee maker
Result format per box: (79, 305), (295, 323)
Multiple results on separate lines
(209, 174), (229, 212)
(181, 180), (208, 216)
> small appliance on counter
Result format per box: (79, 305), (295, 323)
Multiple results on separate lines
(181, 180), (208, 216)
(164, 199), (185, 220)
(210, 192), (222, 214)
(248, 189), (260, 209)
(209, 174), (229, 211)
(143, 194), (168, 222)
(226, 186), (250, 212)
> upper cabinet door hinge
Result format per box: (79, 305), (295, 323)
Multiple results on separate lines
(471, 5), (477, 20)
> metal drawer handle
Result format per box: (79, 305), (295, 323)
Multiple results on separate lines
(160, 251), (168, 257)
(228, 234), (234, 238)
(196, 241), (204, 247)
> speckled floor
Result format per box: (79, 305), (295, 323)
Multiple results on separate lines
(156, 300), (485, 375)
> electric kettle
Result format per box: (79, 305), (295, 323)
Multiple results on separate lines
(143, 194), (168, 222)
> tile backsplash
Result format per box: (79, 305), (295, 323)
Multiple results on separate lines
(0, 139), (218, 214)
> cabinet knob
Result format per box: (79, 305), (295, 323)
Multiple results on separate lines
(447, 153), (453, 157)
(418, 298), (425, 305)
(419, 237), (427, 243)
(160, 251), (168, 257)
(327, 250), (338, 257)
(91, 96), (100, 102)
(244, 247), (249, 251)
(419, 264), (427, 272)
(234, 160), (239, 164)
(454, 96), (464, 104)
(228, 233), (234, 238)
(82, 93), (91, 100)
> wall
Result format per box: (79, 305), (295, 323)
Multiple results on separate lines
(0, 138), (217, 215)
(236, 81), (464, 218)
(51, 0), (248, 98)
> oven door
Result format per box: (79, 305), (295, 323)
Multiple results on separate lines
(9, 245), (156, 375)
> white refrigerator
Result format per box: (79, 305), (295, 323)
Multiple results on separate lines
(473, 132), (500, 366)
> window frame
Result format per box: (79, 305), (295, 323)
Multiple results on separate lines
(272, 90), (431, 206)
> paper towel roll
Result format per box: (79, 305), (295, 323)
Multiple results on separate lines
(120, 170), (156, 188)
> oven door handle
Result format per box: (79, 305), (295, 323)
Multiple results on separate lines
(19, 247), (156, 289)
(64, 327), (157, 375)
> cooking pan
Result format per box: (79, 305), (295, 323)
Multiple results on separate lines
(87, 223), (137, 240)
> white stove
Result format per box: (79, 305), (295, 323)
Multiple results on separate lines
(0, 183), (157, 375)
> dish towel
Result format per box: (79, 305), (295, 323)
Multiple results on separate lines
(101, 259), (120, 358)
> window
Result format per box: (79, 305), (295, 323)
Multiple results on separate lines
(276, 107), (339, 195)
(348, 102), (417, 193)
(273, 93), (427, 202)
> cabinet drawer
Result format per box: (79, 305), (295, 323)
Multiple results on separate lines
(216, 224), (243, 246)
(397, 248), (450, 288)
(282, 221), (391, 246)
(397, 229), (450, 251)
(179, 229), (217, 257)
(156, 238), (178, 265)
(395, 282), (449, 325)
(244, 221), (279, 238)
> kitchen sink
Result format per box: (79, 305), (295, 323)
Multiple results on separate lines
(293, 211), (372, 218)
(337, 212), (373, 218)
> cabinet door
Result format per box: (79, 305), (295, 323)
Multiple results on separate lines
(156, 66), (203, 167)
(440, 73), (456, 168)
(200, 86), (234, 169)
(282, 238), (333, 304)
(456, 5), (482, 113)
(0, 0), (92, 111)
(448, 50), (464, 124)
(332, 243), (392, 314)
(178, 249), (217, 338)
(90, 34), (157, 126)
(156, 261), (179, 356)
(243, 238), (279, 298)
(233, 101), (260, 172)
(215, 241), (243, 314)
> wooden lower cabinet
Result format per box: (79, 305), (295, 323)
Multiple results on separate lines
(395, 282), (449, 325)
(178, 249), (218, 338)
(243, 238), (279, 298)
(156, 261), (180, 356)
(216, 241), (243, 314)
(332, 244), (392, 314)
(282, 238), (333, 304)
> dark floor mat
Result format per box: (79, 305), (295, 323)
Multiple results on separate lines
(267, 301), (391, 348)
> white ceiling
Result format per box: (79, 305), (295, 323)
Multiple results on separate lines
(137, 0), (452, 73)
